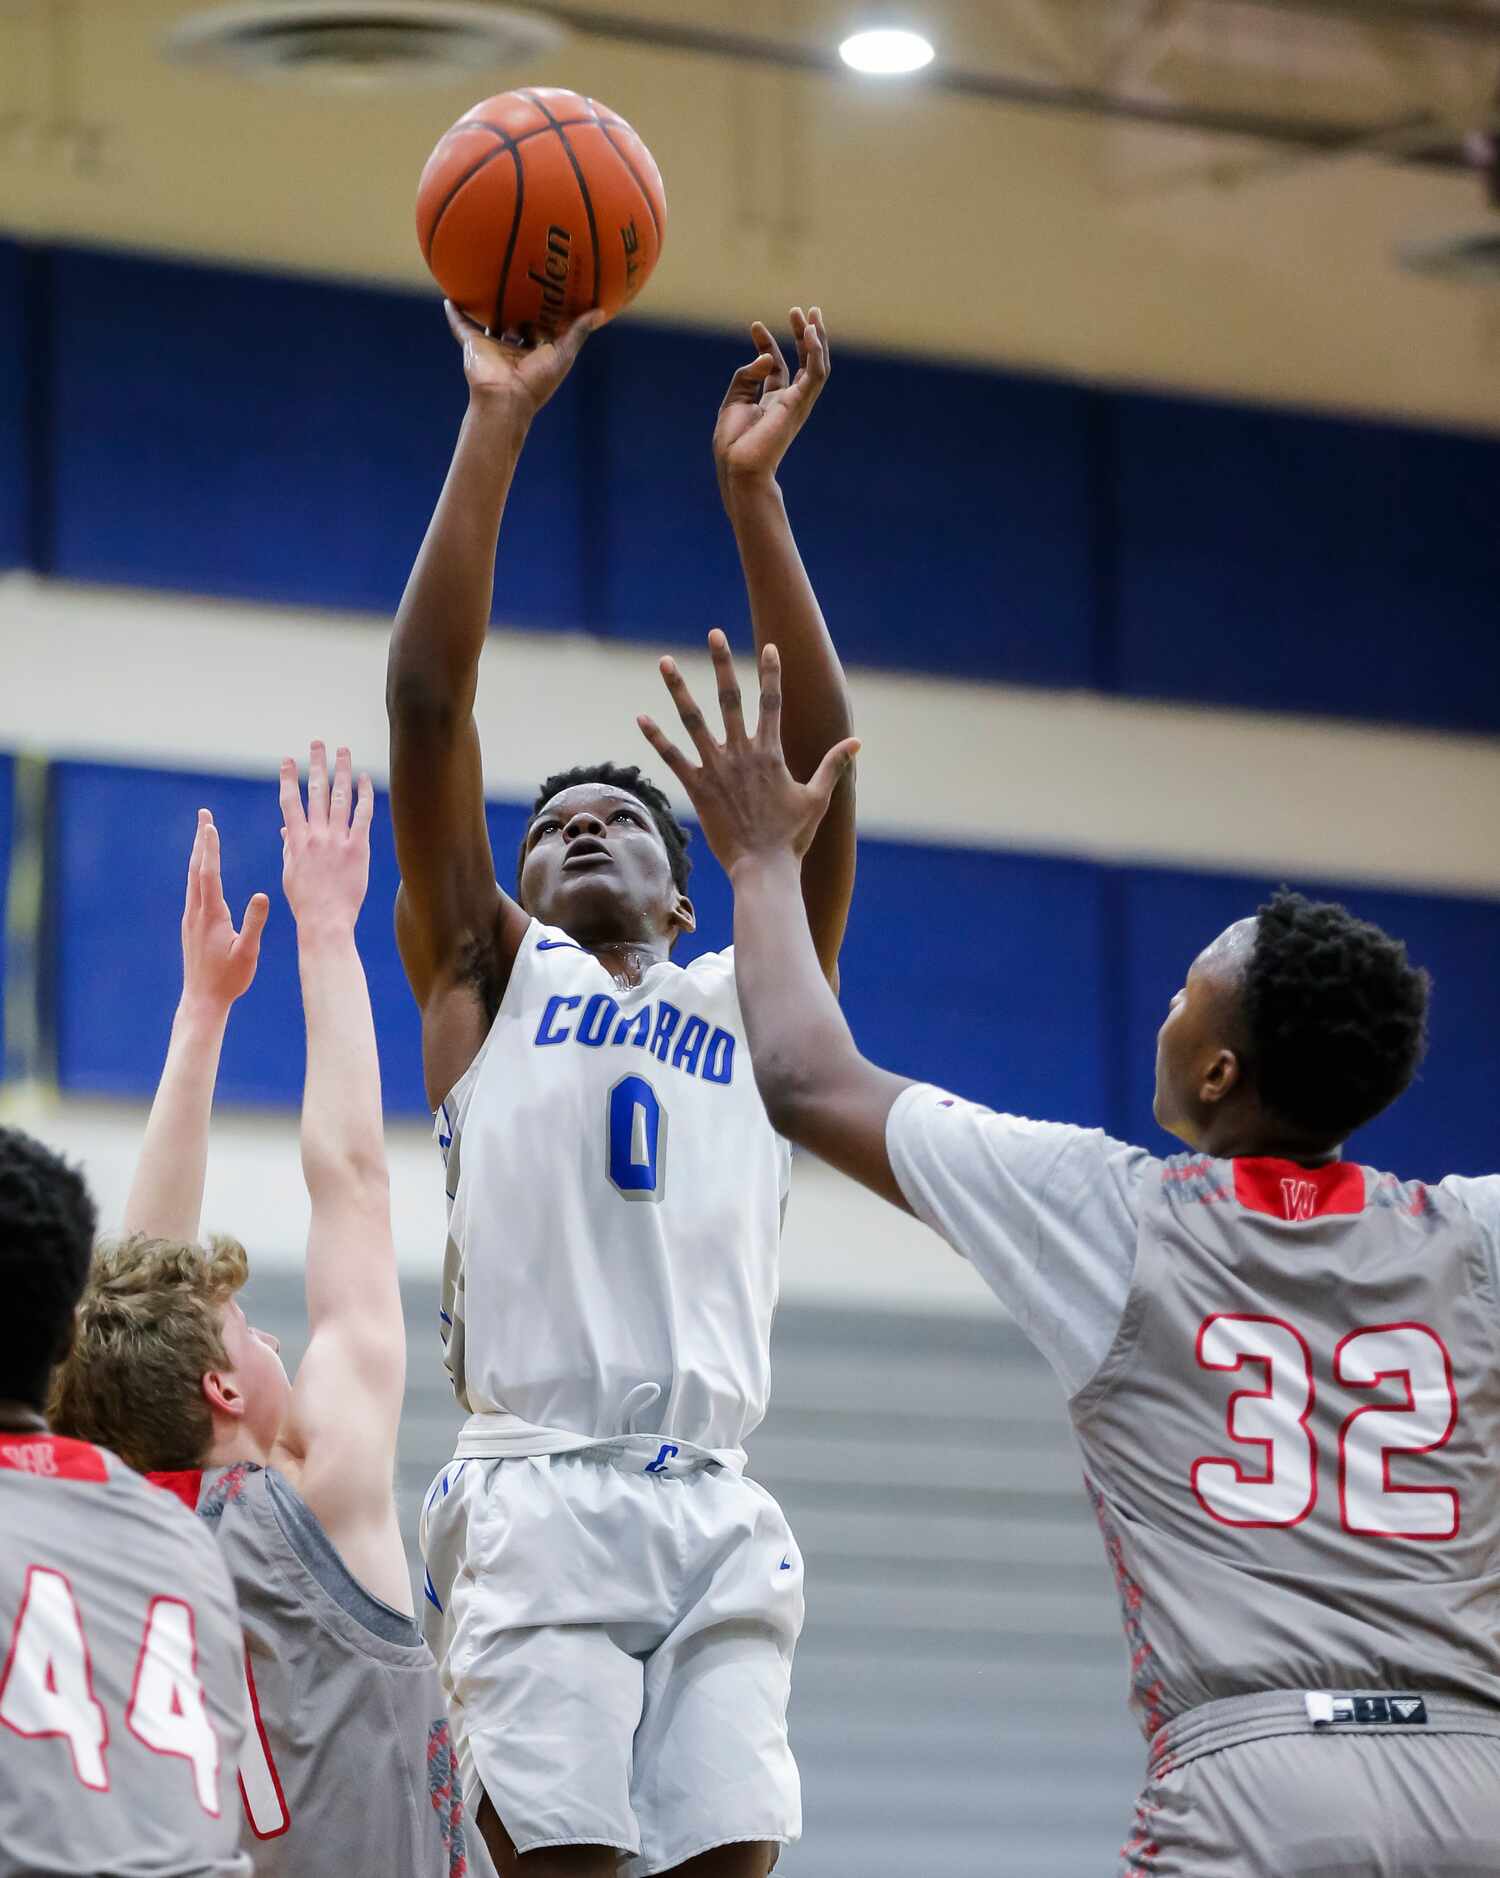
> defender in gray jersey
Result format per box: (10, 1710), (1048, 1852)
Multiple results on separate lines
(52, 754), (485, 1878)
(0, 1126), (248, 1877)
(640, 641), (1500, 1877)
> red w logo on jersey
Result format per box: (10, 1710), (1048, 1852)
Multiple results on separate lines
(1234, 1157), (1366, 1221)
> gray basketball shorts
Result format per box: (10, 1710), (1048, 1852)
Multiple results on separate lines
(1120, 1690), (1500, 1877)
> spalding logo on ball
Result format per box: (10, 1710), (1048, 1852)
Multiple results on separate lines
(417, 87), (666, 339)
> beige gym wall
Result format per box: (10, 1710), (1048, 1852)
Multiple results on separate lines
(2, 0), (1499, 430)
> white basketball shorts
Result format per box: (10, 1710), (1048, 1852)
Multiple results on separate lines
(419, 1445), (804, 1876)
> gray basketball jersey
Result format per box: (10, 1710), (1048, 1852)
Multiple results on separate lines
(1073, 1154), (1500, 1736)
(151, 1463), (477, 1878)
(0, 1431), (249, 1877)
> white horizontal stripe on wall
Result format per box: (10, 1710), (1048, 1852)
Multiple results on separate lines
(3, 572), (1498, 895)
(0, 1085), (992, 1309)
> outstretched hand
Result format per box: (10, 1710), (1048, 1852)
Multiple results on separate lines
(181, 810), (268, 1014)
(713, 307), (831, 492)
(638, 630), (859, 876)
(445, 298), (603, 423)
(280, 742), (374, 932)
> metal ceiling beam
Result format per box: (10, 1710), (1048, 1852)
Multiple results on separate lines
(516, 2), (1471, 170)
(1196, 0), (1500, 43)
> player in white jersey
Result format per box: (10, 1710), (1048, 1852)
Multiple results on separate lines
(53, 749), (484, 1878)
(641, 641), (1500, 1878)
(0, 1124), (249, 1875)
(388, 304), (855, 1875)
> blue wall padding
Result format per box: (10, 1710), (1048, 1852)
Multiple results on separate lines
(50, 761), (1110, 1128)
(0, 242), (29, 570)
(15, 242), (1500, 731)
(1118, 866), (1500, 1183)
(45, 250), (588, 626)
(836, 840), (1113, 1128)
(42, 757), (1500, 1181)
(0, 755), (13, 1068)
(594, 325), (747, 650)
(1112, 392), (1500, 734)
(598, 325), (1100, 686)
(50, 762), (427, 1112)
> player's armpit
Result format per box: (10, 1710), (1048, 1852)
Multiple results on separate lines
(760, 1054), (914, 1213)
(387, 703), (529, 1105)
(274, 1315), (414, 1618)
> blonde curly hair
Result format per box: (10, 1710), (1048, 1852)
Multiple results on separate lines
(50, 1233), (249, 1473)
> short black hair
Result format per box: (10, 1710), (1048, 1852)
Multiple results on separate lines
(519, 762), (692, 897)
(1241, 890), (1431, 1142)
(0, 1128), (98, 1410)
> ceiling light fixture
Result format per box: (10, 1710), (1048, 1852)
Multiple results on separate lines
(838, 27), (935, 77)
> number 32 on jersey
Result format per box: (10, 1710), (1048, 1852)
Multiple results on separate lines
(1191, 1314), (1461, 1540)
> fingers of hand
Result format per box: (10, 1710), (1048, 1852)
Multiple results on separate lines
(443, 299), (469, 346)
(201, 821), (229, 915)
(759, 322), (792, 391)
(804, 311), (829, 382)
(637, 714), (693, 786)
(810, 736), (861, 808)
(278, 756), (307, 834)
(353, 772), (375, 840)
(329, 745), (353, 828)
(659, 656), (718, 760)
(707, 629), (747, 745)
(306, 740), (329, 823)
(238, 892), (271, 952)
(185, 809), (209, 912)
(726, 352), (779, 403)
(756, 644), (784, 749)
(556, 310), (598, 369)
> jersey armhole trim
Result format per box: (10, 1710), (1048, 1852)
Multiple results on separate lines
(261, 1471), (425, 1655)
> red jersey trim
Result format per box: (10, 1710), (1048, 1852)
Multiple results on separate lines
(146, 1469), (204, 1514)
(1233, 1157), (1365, 1221)
(0, 1433), (109, 1483)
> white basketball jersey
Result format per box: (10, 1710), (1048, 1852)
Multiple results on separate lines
(436, 919), (791, 1464)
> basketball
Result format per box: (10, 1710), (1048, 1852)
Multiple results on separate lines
(416, 88), (666, 340)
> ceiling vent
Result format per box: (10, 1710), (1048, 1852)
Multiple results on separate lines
(1398, 229), (1500, 285)
(164, 2), (566, 87)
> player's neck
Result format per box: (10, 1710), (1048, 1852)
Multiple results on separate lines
(585, 940), (668, 989)
(1200, 1123), (1344, 1165)
(203, 1422), (274, 1470)
(0, 1401), (48, 1435)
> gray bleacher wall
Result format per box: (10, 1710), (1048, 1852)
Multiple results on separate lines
(246, 1272), (1142, 1877)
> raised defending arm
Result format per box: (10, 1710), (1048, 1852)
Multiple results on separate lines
(271, 743), (411, 1614)
(714, 309), (855, 983)
(387, 302), (599, 1108)
(123, 811), (268, 1242)
(641, 635), (907, 1203)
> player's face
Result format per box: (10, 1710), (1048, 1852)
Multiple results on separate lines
(519, 784), (691, 946)
(1152, 920), (1254, 1145)
(217, 1300), (292, 1453)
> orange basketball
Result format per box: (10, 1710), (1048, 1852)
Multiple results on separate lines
(416, 88), (666, 340)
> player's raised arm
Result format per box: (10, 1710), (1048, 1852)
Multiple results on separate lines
(122, 810), (269, 1241)
(715, 308), (855, 984)
(387, 302), (599, 1107)
(271, 742), (411, 1615)
(640, 634), (908, 1203)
